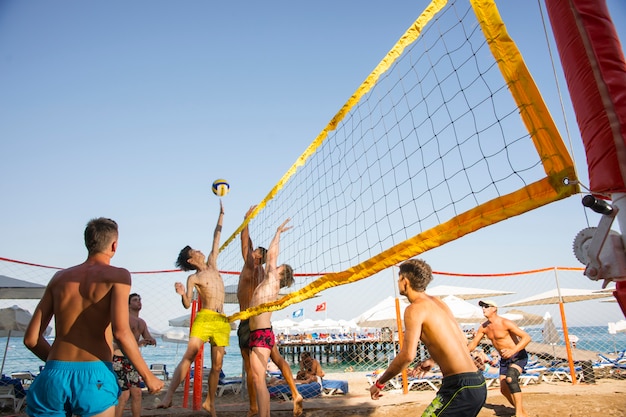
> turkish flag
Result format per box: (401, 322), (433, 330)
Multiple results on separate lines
(315, 302), (326, 312)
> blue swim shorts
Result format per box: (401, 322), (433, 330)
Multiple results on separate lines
(27, 360), (119, 417)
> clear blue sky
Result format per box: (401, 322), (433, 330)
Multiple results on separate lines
(1, 1), (625, 327)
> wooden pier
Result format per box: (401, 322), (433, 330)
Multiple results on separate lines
(277, 338), (403, 366)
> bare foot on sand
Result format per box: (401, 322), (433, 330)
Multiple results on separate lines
(155, 397), (171, 409)
(202, 399), (217, 417)
(246, 409), (259, 417)
(293, 394), (304, 417)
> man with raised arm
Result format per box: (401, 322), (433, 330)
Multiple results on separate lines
(24, 217), (163, 417)
(237, 207), (302, 417)
(468, 299), (532, 417)
(247, 218), (294, 417)
(157, 200), (230, 417)
(114, 293), (157, 417)
(369, 258), (486, 416)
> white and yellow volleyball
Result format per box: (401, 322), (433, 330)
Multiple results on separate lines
(212, 179), (230, 197)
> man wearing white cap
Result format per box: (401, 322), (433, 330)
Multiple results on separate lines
(468, 299), (532, 417)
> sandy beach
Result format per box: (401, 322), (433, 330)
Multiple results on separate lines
(5, 370), (621, 417)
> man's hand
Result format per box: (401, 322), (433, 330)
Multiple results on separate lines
(245, 205), (256, 219)
(140, 338), (157, 347)
(174, 282), (185, 295)
(414, 359), (434, 378)
(144, 374), (164, 395)
(369, 383), (383, 400)
(277, 218), (292, 234)
(500, 348), (516, 359)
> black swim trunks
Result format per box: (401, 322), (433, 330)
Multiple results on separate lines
(237, 319), (251, 349)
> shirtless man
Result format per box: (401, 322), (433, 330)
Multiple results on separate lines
(468, 300), (532, 417)
(114, 293), (157, 417)
(296, 351), (324, 383)
(369, 259), (486, 417)
(247, 218), (294, 417)
(23, 217), (163, 417)
(158, 201), (230, 416)
(237, 207), (302, 417)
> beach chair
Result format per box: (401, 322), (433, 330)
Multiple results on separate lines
(0, 385), (25, 413)
(150, 363), (169, 380)
(216, 370), (242, 397)
(365, 371), (397, 391)
(320, 378), (349, 395)
(10, 371), (35, 387)
(268, 380), (322, 400)
(544, 365), (583, 383)
(406, 375), (442, 391)
(597, 353), (626, 370)
(482, 370), (500, 388)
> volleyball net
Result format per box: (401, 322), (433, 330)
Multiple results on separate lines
(5, 0), (612, 378)
(220, 0), (579, 322)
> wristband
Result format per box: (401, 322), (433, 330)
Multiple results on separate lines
(374, 380), (385, 390)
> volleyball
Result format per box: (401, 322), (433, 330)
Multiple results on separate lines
(212, 179), (230, 197)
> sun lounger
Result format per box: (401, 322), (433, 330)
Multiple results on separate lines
(482, 370), (500, 388)
(598, 353), (626, 370)
(544, 366), (583, 383)
(268, 380), (322, 400)
(150, 363), (169, 381)
(217, 371), (242, 397)
(406, 375), (442, 391)
(0, 385), (25, 413)
(321, 378), (349, 395)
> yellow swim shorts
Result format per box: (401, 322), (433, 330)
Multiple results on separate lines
(189, 309), (231, 347)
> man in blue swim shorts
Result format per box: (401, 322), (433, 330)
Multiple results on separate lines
(469, 300), (532, 417)
(23, 217), (163, 417)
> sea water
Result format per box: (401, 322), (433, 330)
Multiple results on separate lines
(1, 334), (244, 378)
(2, 328), (625, 377)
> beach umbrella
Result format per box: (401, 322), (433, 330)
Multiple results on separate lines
(273, 318), (297, 334)
(337, 319), (360, 332)
(608, 320), (626, 334)
(543, 312), (560, 361)
(608, 320), (626, 353)
(160, 327), (190, 361)
(0, 305), (51, 376)
(426, 285), (514, 300)
(161, 327), (190, 344)
(503, 288), (612, 307)
(168, 313), (191, 328)
(0, 275), (46, 299)
(501, 309), (545, 326)
(354, 295), (487, 329)
(353, 296), (408, 329)
(441, 295), (485, 323)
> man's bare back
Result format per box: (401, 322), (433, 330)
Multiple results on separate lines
(46, 262), (131, 362)
(404, 295), (477, 376)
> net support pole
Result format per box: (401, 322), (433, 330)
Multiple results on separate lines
(192, 299), (204, 410)
(394, 297), (408, 394)
(554, 268), (577, 384)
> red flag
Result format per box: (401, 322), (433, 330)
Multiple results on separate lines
(315, 302), (326, 312)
